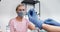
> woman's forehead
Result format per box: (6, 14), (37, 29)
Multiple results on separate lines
(18, 6), (26, 9)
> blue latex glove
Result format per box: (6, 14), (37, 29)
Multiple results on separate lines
(44, 18), (60, 26)
(27, 9), (43, 29)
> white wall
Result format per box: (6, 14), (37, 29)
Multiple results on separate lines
(40, 0), (60, 23)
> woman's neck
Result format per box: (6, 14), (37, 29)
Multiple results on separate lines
(16, 16), (23, 22)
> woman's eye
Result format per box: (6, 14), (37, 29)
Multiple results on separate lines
(18, 9), (25, 11)
(23, 9), (25, 11)
(23, 10), (24, 11)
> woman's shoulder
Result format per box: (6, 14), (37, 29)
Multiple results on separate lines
(24, 18), (29, 21)
(24, 18), (31, 23)
(9, 18), (16, 23)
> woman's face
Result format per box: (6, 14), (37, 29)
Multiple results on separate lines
(16, 6), (27, 17)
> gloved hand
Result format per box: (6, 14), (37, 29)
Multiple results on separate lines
(27, 9), (43, 29)
(44, 18), (60, 26)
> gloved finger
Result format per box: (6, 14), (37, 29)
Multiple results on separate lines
(30, 9), (37, 16)
(27, 10), (33, 19)
(27, 8), (38, 19)
(28, 9), (37, 16)
(45, 18), (54, 21)
(44, 18), (54, 21)
(44, 18), (60, 26)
